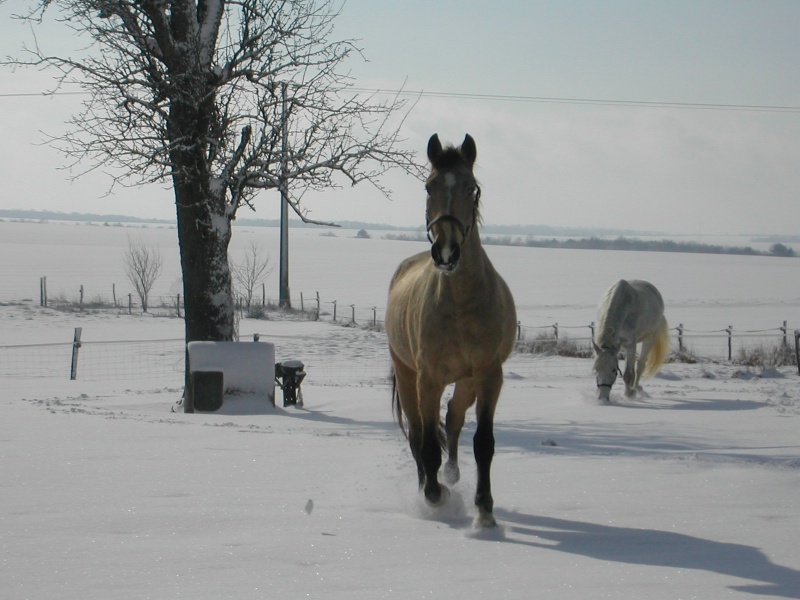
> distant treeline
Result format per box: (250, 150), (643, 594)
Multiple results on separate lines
(0, 209), (173, 225)
(2, 209), (796, 257)
(485, 235), (799, 257)
(384, 233), (796, 257)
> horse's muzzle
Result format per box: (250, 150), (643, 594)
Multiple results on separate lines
(428, 215), (466, 272)
(431, 241), (460, 271)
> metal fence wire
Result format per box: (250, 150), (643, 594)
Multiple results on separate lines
(2, 288), (798, 382)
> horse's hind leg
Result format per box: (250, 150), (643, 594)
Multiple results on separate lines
(622, 342), (638, 397)
(635, 337), (655, 395)
(444, 381), (476, 484)
(473, 366), (503, 527)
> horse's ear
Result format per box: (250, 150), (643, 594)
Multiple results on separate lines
(460, 134), (477, 167)
(592, 341), (601, 355)
(427, 134), (443, 164)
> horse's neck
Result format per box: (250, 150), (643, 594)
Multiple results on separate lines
(435, 235), (492, 296)
(596, 326), (620, 349)
(598, 287), (632, 347)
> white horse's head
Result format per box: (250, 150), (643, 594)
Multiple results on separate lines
(592, 342), (620, 402)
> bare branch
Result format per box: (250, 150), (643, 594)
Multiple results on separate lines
(3, 0), (421, 223)
(123, 237), (163, 313)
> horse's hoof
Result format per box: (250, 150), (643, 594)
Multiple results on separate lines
(424, 483), (450, 507)
(473, 510), (497, 528)
(443, 461), (460, 484)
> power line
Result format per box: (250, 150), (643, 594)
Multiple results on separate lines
(2, 87), (799, 113)
(351, 88), (800, 113)
(0, 91), (86, 97)
(368, 88), (800, 113)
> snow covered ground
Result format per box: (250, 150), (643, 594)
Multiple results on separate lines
(2, 218), (799, 598)
(2, 301), (799, 599)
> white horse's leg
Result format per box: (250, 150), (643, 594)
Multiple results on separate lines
(636, 337), (655, 394)
(623, 342), (637, 397)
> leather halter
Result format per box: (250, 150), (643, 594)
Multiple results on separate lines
(595, 346), (623, 389)
(425, 185), (481, 244)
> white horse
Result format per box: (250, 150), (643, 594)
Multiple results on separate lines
(592, 279), (669, 402)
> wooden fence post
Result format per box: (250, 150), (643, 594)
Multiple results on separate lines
(40, 276), (47, 307)
(795, 330), (800, 376)
(70, 327), (82, 380)
(128, 293), (132, 315)
(372, 306), (377, 329)
(678, 323), (684, 353)
(300, 292), (305, 314)
(350, 304), (356, 324)
(726, 325), (733, 361)
(517, 321), (522, 341)
(112, 283), (117, 307)
(781, 320), (788, 348)
(176, 294), (181, 318)
(315, 292), (320, 321)
(79, 285), (84, 311)
(332, 300), (337, 322)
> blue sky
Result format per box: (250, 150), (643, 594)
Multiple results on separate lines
(1, 1), (799, 236)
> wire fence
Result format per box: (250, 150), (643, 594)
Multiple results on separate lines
(15, 279), (800, 363)
(285, 294), (799, 366)
(2, 289), (798, 384)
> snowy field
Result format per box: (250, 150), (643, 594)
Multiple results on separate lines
(2, 219), (800, 599)
(2, 218), (799, 335)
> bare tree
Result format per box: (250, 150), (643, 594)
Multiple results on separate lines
(123, 238), (163, 313)
(232, 242), (272, 309)
(6, 1), (422, 404)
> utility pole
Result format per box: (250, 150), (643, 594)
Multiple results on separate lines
(279, 82), (291, 308)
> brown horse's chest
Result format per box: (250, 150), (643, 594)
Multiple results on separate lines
(417, 298), (510, 376)
(387, 250), (516, 385)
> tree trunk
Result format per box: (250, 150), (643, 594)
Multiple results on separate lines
(175, 182), (235, 409)
(170, 94), (235, 409)
(175, 191), (234, 342)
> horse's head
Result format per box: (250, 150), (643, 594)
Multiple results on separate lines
(592, 342), (620, 402)
(425, 133), (481, 272)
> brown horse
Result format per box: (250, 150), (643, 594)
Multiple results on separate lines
(386, 133), (517, 528)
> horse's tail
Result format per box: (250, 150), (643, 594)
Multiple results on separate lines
(643, 316), (670, 379)
(391, 367), (408, 439)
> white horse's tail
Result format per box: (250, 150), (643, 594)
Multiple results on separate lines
(643, 316), (670, 379)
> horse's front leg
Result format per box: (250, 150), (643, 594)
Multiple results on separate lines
(473, 366), (503, 527)
(622, 342), (637, 397)
(391, 352), (425, 487)
(418, 372), (447, 505)
(444, 381), (476, 484)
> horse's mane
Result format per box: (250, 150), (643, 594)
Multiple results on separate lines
(595, 281), (626, 347)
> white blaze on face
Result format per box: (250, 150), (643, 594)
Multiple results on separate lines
(444, 172), (456, 212)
